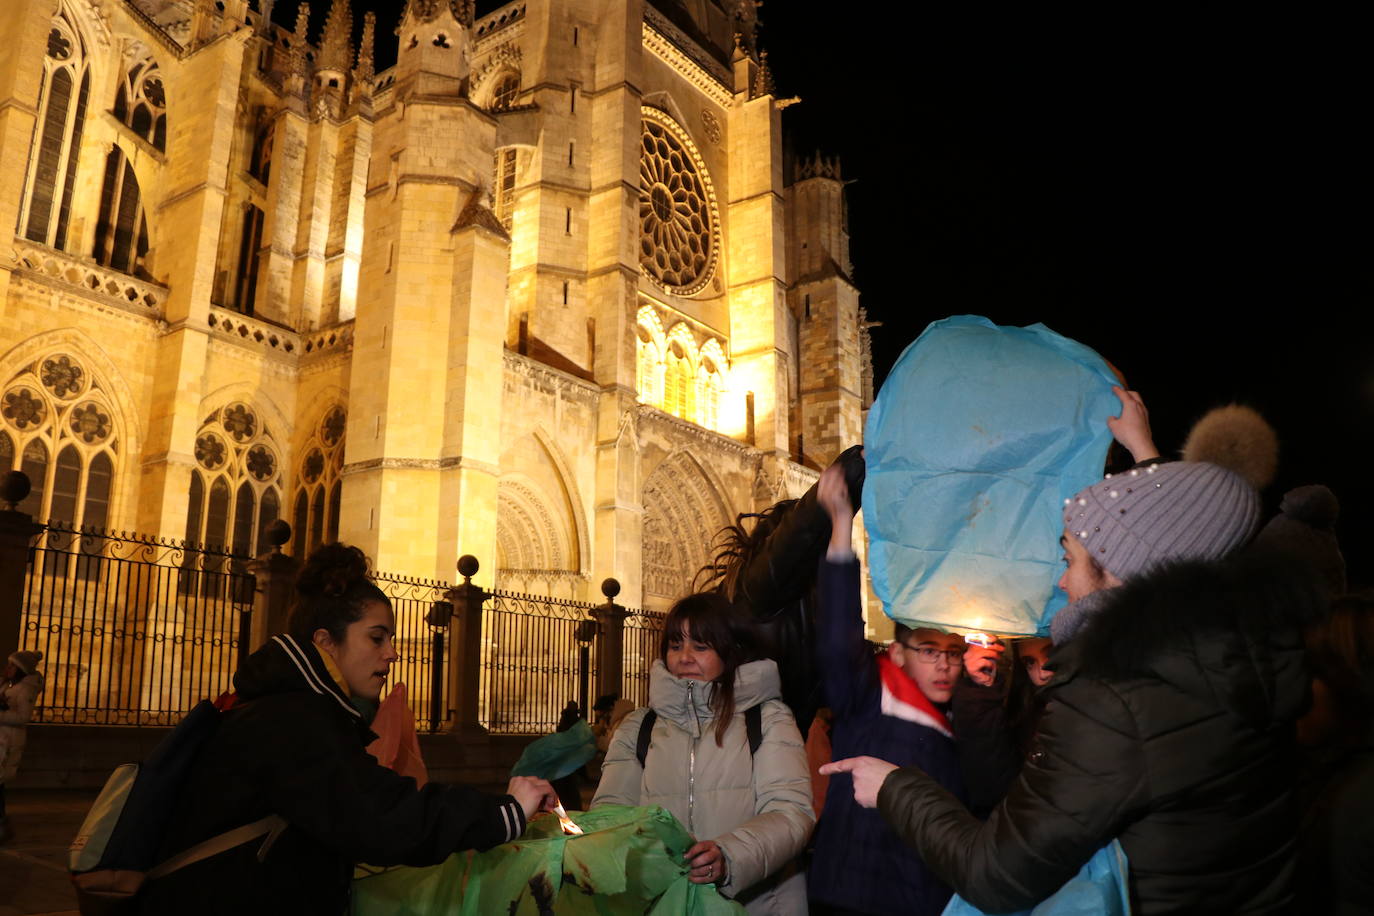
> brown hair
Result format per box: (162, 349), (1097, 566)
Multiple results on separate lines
(660, 592), (757, 746)
(288, 543), (391, 645)
(693, 500), (800, 600)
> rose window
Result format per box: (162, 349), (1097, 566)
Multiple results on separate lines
(41, 355), (84, 398)
(638, 111), (718, 296)
(222, 403), (257, 442)
(195, 433), (226, 470)
(2, 388), (47, 431)
(68, 402), (111, 443)
(246, 445), (277, 482)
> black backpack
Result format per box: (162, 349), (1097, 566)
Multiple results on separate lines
(634, 704), (763, 767)
(68, 699), (286, 915)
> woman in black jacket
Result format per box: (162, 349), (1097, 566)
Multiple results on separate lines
(140, 544), (556, 915)
(825, 448), (1325, 914)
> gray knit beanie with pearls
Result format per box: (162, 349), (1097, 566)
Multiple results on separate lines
(1062, 461), (1262, 583)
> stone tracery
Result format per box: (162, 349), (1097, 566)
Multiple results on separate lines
(638, 108), (719, 296)
(1, 351), (120, 527)
(186, 402), (282, 555)
(641, 451), (731, 603)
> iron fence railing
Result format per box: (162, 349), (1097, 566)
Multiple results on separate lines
(480, 589), (600, 735)
(13, 517), (666, 736)
(373, 571), (451, 734)
(621, 608), (666, 709)
(19, 522), (254, 726)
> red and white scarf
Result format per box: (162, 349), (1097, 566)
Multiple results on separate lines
(876, 654), (953, 737)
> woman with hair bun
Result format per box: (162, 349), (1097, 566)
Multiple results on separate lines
(141, 543), (557, 916)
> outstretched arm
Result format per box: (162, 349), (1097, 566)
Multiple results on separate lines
(826, 680), (1146, 913)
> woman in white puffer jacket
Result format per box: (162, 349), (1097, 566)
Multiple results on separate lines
(592, 593), (814, 914)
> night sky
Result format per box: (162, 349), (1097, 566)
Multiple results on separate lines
(279, 2), (1371, 578)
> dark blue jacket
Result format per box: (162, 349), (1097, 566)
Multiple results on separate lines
(808, 558), (964, 916)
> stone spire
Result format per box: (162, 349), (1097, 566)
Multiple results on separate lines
(318, 0), (354, 74)
(291, 1), (312, 77)
(752, 49), (776, 98)
(257, 0), (277, 34)
(354, 11), (376, 84)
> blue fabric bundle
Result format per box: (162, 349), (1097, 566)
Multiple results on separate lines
(863, 315), (1119, 636)
(940, 841), (1132, 916)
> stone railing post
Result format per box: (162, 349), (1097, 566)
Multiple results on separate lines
(444, 554), (488, 736)
(591, 577), (630, 703)
(0, 472), (42, 664)
(246, 520), (298, 657)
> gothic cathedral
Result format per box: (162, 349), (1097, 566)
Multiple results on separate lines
(0, 0), (870, 608)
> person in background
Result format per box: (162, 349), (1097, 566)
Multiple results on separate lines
(141, 544), (557, 916)
(808, 463), (964, 916)
(1015, 638), (1054, 688)
(0, 650), (44, 845)
(951, 638), (1044, 821)
(592, 593), (813, 913)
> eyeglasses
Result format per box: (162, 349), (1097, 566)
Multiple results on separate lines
(904, 645), (964, 665)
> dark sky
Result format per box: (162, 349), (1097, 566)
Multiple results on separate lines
(286, 2), (1371, 577)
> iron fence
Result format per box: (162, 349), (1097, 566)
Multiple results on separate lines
(480, 589), (600, 735)
(19, 522), (254, 726)
(12, 517), (667, 736)
(374, 571), (451, 733)
(621, 608), (666, 709)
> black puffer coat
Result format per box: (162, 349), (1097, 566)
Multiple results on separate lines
(878, 552), (1324, 915)
(140, 635), (526, 916)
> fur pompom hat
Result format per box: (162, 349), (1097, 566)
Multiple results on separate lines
(1062, 404), (1277, 583)
(1254, 484), (1346, 597)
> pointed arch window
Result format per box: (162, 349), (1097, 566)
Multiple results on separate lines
(490, 72), (520, 111)
(1, 353), (119, 529)
(636, 329), (662, 406)
(113, 58), (167, 152)
(291, 405), (346, 558)
(249, 121), (274, 184)
(93, 147), (150, 277)
(663, 341), (693, 420)
(697, 359), (721, 431)
(492, 148), (517, 230)
(234, 204), (264, 315)
(18, 12), (90, 251)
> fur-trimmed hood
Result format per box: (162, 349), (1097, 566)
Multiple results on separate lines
(1050, 548), (1325, 729)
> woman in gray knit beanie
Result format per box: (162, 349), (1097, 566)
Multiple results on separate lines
(1050, 402), (1277, 643)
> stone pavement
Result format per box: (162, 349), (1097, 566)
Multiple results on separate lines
(0, 789), (91, 916)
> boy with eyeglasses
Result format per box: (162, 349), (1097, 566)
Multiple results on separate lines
(808, 464), (965, 916)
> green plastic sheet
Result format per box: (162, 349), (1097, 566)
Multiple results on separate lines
(352, 805), (745, 915)
(510, 719), (598, 780)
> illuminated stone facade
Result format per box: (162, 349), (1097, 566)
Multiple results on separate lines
(0, 0), (871, 609)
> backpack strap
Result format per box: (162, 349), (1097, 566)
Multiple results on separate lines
(146, 815), (287, 881)
(745, 705), (763, 756)
(635, 709), (658, 768)
(635, 706), (762, 765)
